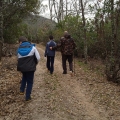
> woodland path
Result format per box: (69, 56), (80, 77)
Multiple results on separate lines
(0, 44), (120, 120)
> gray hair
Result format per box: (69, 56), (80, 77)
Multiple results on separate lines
(64, 31), (69, 38)
(64, 31), (68, 36)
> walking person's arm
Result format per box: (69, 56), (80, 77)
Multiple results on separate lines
(44, 44), (48, 57)
(34, 47), (40, 63)
(50, 39), (62, 50)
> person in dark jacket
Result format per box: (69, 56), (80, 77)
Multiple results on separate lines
(17, 36), (40, 101)
(44, 35), (56, 74)
(50, 31), (76, 75)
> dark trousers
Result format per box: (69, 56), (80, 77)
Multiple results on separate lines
(46, 56), (55, 74)
(20, 71), (34, 99)
(62, 54), (73, 73)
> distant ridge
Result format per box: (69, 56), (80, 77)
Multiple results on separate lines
(23, 13), (56, 29)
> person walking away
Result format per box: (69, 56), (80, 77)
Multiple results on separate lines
(50, 31), (76, 76)
(44, 35), (56, 74)
(17, 36), (40, 101)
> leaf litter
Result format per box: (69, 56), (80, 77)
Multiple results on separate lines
(0, 44), (120, 120)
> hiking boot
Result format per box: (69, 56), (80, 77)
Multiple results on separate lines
(50, 71), (53, 76)
(19, 92), (24, 95)
(26, 97), (31, 102)
(69, 71), (74, 77)
(63, 71), (67, 74)
(50, 72), (53, 74)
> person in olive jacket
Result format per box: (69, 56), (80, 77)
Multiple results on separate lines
(50, 31), (76, 75)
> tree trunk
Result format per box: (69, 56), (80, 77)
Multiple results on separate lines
(49, 0), (53, 20)
(80, 0), (87, 64)
(110, 0), (116, 81)
(58, 0), (63, 22)
(111, 0), (115, 57)
(106, 0), (117, 82)
(0, 0), (3, 61)
(66, 0), (68, 16)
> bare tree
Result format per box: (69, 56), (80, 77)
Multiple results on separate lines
(49, 0), (53, 20)
(48, 0), (68, 22)
(54, 0), (63, 22)
(65, 0), (68, 16)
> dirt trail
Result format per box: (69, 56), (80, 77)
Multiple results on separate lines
(0, 44), (120, 120)
(13, 46), (107, 120)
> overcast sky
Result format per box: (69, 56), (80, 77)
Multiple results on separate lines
(39, 0), (105, 19)
(40, 0), (50, 18)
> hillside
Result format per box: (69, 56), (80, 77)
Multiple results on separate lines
(23, 14), (56, 30)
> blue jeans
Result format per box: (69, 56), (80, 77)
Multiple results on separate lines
(46, 56), (55, 74)
(20, 71), (34, 99)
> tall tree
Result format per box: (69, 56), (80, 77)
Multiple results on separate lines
(80, 0), (87, 64)
(49, 0), (53, 20)
(103, 0), (120, 82)
(111, 0), (115, 58)
(108, 0), (116, 81)
(52, 0), (64, 23)
(0, 0), (3, 60)
(0, 0), (41, 59)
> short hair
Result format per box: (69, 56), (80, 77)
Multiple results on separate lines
(49, 35), (53, 40)
(19, 36), (27, 43)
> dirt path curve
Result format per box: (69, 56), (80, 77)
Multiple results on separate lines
(1, 44), (119, 120)
(11, 44), (109, 120)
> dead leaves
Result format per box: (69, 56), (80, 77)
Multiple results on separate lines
(0, 56), (22, 118)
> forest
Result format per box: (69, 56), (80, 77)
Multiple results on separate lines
(0, 0), (120, 82)
(0, 0), (120, 120)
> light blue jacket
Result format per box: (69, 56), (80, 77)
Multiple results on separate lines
(17, 41), (40, 72)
